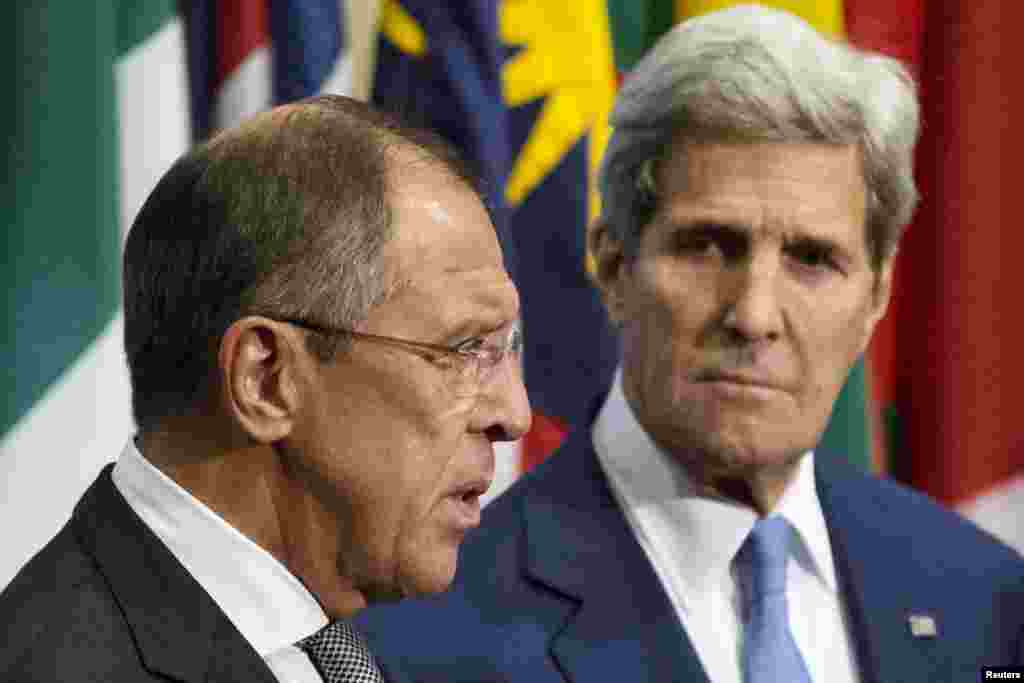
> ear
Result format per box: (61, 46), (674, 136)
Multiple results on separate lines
(859, 256), (895, 354)
(588, 220), (629, 326)
(218, 317), (301, 444)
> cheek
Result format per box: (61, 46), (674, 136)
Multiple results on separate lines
(322, 374), (475, 584)
(621, 274), (708, 389)
(393, 505), (463, 596)
(392, 395), (476, 494)
(796, 299), (875, 408)
(384, 401), (477, 589)
(641, 260), (719, 339)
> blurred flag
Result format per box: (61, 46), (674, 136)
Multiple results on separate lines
(863, 0), (1022, 554)
(837, 0), (924, 478)
(677, 0), (843, 34)
(185, 0), (352, 136)
(372, 1), (511, 253)
(501, 0), (622, 470)
(2, 0), (357, 588)
(2, 0), (189, 587)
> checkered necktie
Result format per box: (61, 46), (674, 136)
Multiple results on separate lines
(296, 621), (384, 683)
(737, 516), (813, 683)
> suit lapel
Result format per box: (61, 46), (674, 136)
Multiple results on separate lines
(522, 430), (710, 683)
(72, 466), (277, 683)
(816, 456), (951, 683)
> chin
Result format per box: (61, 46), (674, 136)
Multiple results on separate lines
(706, 403), (817, 453)
(396, 551), (459, 599)
(718, 443), (807, 472)
(669, 422), (813, 474)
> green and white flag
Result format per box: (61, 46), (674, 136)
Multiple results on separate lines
(2, 1), (188, 587)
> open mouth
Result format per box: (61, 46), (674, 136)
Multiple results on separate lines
(459, 488), (481, 505)
(447, 489), (483, 530)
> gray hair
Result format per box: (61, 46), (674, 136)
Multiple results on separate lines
(599, 4), (920, 268)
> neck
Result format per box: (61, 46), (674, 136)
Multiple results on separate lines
(697, 460), (801, 515)
(139, 423), (369, 618)
(141, 425), (286, 550)
(617, 371), (805, 515)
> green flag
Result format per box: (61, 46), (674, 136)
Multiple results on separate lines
(2, 0), (188, 587)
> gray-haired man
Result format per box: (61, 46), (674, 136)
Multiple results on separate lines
(0, 96), (530, 682)
(356, 6), (1024, 682)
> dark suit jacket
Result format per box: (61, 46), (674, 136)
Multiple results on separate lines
(356, 423), (1024, 682)
(0, 465), (280, 682)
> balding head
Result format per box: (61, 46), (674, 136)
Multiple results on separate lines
(123, 95), (482, 434)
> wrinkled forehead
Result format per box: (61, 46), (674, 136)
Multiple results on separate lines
(383, 160), (503, 268)
(371, 264), (519, 350)
(393, 267), (520, 330)
(377, 161), (519, 333)
(653, 141), (868, 229)
(657, 139), (865, 194)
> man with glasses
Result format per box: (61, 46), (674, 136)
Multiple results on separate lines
(0, 95), (530, 682)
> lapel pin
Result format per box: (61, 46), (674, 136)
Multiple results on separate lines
(908, 613), (938, 638)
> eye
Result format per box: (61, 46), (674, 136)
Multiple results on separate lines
(452, 335), (487, 357)
(786, 239), (842, 274)
(676, 232), (714, 254)
(675, 227), (719, 255)
(675, 224), (746, 262)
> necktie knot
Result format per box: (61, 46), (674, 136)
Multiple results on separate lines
(296, 620), (384, 683)
(739, 515), (792, 602)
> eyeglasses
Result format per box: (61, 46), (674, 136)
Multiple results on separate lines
(266, 315), (523, 396)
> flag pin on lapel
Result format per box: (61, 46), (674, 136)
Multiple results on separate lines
(908, 613), (938, 638)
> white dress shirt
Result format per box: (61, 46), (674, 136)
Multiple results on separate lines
(593, 371), (860, 683)
(112, 440), (328, 683)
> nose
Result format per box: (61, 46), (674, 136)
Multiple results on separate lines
(472, 357), (532, 442)
(722, 254), (783, 344)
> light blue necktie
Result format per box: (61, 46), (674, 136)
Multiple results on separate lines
(737, 516), (813, 683)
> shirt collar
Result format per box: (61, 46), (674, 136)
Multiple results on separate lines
(112, 440), (328, 656)
(774, 452), (840, 593)
(593, 369), (840, 610)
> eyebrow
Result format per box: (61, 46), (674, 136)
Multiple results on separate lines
(663, 198), (856, 241)
(452, 294), (520, 339)
(411, 280), (521, 343)
(663, 213), (857, 262)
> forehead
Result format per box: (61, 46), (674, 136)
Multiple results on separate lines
(378, 160), (518, 331)
(655, 140), (867, 241)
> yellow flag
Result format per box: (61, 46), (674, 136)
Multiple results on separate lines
(501, 0), (616, 221)
(675, 0), (844, 38)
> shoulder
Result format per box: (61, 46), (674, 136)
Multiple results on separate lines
(819, 458), (1024, 663)
(0, 510), (156, 680)
(818, 454), (1024, 619)
(822, 455), (1022, 569)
